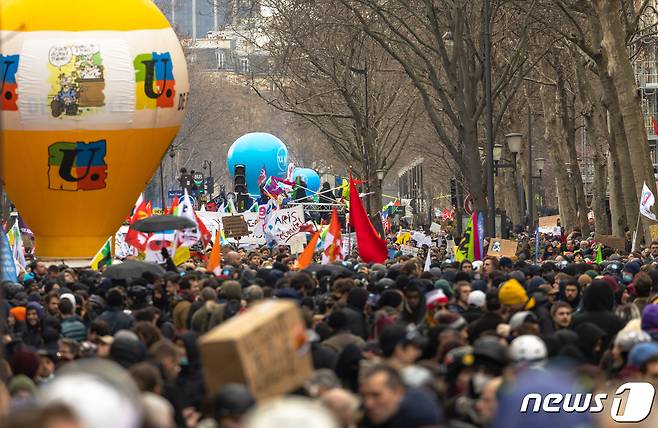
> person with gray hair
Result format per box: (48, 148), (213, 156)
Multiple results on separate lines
(245, 285), (264, 307)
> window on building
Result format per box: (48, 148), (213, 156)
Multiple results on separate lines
(240, 57), (249, 74)
(217, 50), (225, 69)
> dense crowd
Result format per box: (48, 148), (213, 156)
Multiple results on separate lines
(2, 228), (658, 428)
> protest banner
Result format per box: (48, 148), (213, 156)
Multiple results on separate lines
(400, 245), (420, 256)
(430, 222), (441, 234)
(487, 238), (517, 258)
(254, 205), (306, 245)
(199, 300), (313, 400)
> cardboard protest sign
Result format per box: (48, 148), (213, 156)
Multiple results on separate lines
(197, 211), (263, 245)
(287, 232), (307, 255)
(487, 238), (517, 258)
(222, 215), (250, 238)
(538, 215), (560, 227)
(430, 222), (441, 233)
(198, 300), (313, 400)
(595, 234), (626, 251)
(538, 215), (561, 235)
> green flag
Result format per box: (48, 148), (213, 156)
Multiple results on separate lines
(595, 244), (603, 264)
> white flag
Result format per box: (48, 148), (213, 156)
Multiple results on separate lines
(424, 249), (432, 272)
(640, 181), (657, 221)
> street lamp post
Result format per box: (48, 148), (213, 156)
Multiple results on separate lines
(483, 0), (495, 237)
(203, 160), (213, 199)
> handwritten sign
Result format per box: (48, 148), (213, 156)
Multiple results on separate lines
(487, 238), (517, 258)
(222, 215), (250, 238)
(256, 205), (306, 244)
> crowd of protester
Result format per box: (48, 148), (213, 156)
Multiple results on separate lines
(2, 228), (658, 427)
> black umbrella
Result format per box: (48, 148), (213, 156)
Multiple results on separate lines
(304, 263), (354, 276)
(103, 260), (166, 280)
(130, 215), (196, 233)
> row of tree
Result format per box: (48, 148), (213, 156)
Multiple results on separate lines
(252, 0), (658, 241)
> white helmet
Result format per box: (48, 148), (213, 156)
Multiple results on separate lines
(508, 334), (547, 363)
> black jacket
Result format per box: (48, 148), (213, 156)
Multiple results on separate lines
(571, 280), (624, 350)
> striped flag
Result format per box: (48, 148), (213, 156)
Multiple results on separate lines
(90, 237), (112, 271)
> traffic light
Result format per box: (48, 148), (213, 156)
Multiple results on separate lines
(192, 171), (204, 194)
(204, 176), (214, 196)
(234, 164), (247, 194)
(179, 168), (194, 193)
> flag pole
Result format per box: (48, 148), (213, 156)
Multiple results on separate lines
(632, 210), (641, 252)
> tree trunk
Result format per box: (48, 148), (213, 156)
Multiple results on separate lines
(554, 59), (591, 236)
(540, 83), (579, 230)
(594, 0), (657, 243)
(462, 125), (488, 215)
(573, 51), (611, 234)
(586, 2), (634, 235)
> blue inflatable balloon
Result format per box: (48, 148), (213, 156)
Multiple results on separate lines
(292, 167), (321, 194)
(227, 132), (288, 194)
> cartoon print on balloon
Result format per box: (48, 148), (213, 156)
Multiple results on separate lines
(0, 54), (19, 111)
(48, 140), (107, 191)
(48, 43), (105, 118)
(133, 52), (175, 109)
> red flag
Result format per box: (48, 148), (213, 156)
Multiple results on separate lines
(125, 198), (152, 252)
(166, 196), (179, 215)
(258, 164), (267, 187)
(652, 116), (658, 136)
(322, 208), (343, 263)
(349, 176), (388, 263)
(194, 211), (212, 246)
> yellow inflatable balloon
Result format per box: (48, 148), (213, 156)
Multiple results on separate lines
(0, 0), (189, 260)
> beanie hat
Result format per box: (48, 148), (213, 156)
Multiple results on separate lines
(628, 342), (658, 368)
(623, 261), (641, 276)
(8, 374), (37, 396)
(426, 289), (449, 309)
(10, 306), (26, 322)
(60, 292), (76, 308)
(9, 350), (40, 379)
(499, 279), (528, 306)
(641, 304), (658, 332)
(467, 290), (486, 308)
(434, 279), (454, 299)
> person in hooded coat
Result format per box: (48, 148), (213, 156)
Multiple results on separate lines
(343, 287), (370, 340)
(175, 331), (205, 411)
(400, 282), (427, 326)
(22, 302), (45, 349)
(575, 322), (607, 365)
(571, 279), (625, 350)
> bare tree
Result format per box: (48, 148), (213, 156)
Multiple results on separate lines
(252, 0), (423, 216)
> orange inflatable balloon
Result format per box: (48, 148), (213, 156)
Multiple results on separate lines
(0, 0), (189, 260)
